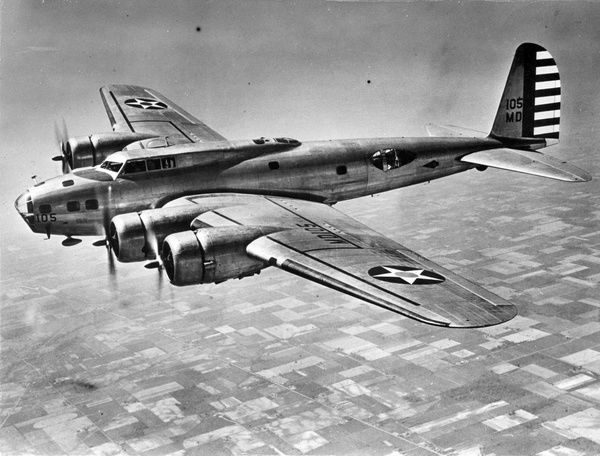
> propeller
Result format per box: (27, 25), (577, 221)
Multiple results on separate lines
(53, 118), (71, 174)
(144, 225), (165, 295)
(98, 186), (117, 285)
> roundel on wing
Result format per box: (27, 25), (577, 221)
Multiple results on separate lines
(368, 265), (445, 285)
(124, 97), (168, 110)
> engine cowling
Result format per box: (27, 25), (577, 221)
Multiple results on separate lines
(109, 206), (207, 262)
(66, 132), (156, 171)
(162, 226), (270, 286)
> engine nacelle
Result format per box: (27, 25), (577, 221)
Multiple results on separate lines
(162, 226), (270, 286)
(66, 132), (156, 171)
(109, 206), (207, 262)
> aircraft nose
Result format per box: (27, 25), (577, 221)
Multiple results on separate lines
(15, 190), (35, 229)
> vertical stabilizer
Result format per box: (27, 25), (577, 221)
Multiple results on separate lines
(491, 43), (560, 142)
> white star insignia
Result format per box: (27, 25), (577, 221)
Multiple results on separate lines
(370, 266), (445, 285)
(124, 97), (167, 110)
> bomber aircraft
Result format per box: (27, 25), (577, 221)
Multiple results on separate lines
(15, 43), (590, 329)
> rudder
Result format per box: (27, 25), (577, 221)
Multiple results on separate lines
(491, 43), (561, 141)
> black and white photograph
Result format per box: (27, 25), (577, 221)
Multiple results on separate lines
(1, 1), (599, 455)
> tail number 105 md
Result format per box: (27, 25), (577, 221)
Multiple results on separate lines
(505, 97), (523, 123)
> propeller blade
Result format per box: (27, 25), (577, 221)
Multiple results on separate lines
(101, 188), (112, 235)
(100, 186), (117, 283)
(53, 121), (63, 150)
(53, 119), (71, 174)
(107, 243), (116, 280)
(157, 264), (164, 296)
(144, 224), (165, 295)
(62, 158), (71, 175)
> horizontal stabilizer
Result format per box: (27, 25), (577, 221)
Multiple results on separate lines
(426, 123), (487, 138)
(461, 148), (591, 182)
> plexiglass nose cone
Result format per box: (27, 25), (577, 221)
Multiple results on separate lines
(15, 190), (30, 214)
(15, 190), (34, 229)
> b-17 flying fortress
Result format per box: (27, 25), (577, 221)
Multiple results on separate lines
(15, 43), (590, 329)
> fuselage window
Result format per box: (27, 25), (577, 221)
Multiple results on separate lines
(67, 201), (81, 212)
(370, 149), (416, 171)
(100, 161), (123, 172)
(62, 180), (74, 187)
(85, 199), (99, 210)
(39, 204), (52, 214)
(123, 159), (147, 174)
(147, 158), (162, 171)
(336, 165), (347, 175)
(161, 156), (176, 169)
(268, 161), (280, 170)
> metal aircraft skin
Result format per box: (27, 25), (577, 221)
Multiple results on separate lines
(15, 43), (590, 329)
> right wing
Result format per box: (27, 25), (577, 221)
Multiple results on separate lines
(176, 194), (517, 328)
(99, 84), (226, 143)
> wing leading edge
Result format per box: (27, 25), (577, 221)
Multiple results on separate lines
(182, 194), (517, 328)
(99, 84), (226, 143)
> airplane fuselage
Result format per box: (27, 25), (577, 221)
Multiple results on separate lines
(18, 136), (502, 237)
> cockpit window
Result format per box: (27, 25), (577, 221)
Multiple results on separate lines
(100, 161), (123, 172)
(370, 149), (416, 171)
(147, 158), (161, 171)
(123, 159), (147, 174)
(161, 156), (176, 169)
(39, 204), (52, 214)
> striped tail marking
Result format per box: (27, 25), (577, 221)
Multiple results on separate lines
(532, 50), (560, 139)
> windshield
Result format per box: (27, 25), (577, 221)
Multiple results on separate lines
(100, 161), (123, 172)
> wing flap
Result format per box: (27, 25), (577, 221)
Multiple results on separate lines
(461, 148), (591, 182)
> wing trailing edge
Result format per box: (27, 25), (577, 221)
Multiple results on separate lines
(247, 232), (518, 329)
(425, 123), (487, 138)
(461, 148), (591, 182)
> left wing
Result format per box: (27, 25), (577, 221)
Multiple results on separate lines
(183, 194), (517, 328)
(99, 84), (226, 143)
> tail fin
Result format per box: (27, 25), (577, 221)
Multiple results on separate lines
(491, 43), (560, 143)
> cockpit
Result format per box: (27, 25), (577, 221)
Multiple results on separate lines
(100, 160), (123, 173)
(98, 155), (177, 178)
